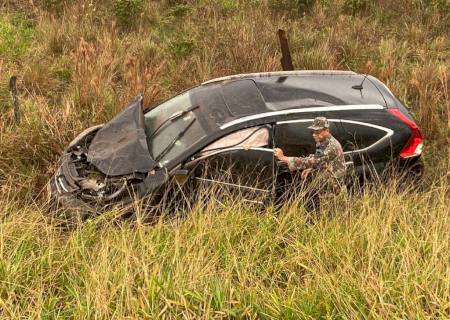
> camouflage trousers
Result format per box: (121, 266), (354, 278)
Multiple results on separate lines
(303, 172), (346, 194)
(299, 174), (346, 215)
(319, 178), (346, 194)
(272, 171), (346, 214)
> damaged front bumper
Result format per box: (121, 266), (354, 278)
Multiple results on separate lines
(48, 140), (170, 219)
(48, 97), (172, 219)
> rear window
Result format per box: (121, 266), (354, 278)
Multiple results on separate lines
(339, 122), (386, 152)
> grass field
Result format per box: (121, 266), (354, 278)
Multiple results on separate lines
(0, 0), (449, 318)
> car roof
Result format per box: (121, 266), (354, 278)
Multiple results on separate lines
(201, 70), (357, 85)
(193, 71), (387, 129)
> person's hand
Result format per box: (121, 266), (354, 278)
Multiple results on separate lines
(301, 168), (313, 180)
(273, 148), (284, 160)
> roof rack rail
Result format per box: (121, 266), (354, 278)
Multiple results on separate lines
(202, 70), (357, 85)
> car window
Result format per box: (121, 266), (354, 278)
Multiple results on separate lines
(275, 122), (319, 156)
(144, 91), (192, 137)
(144, 92), (207, 165)
(275, 119), (386, 155)
(200, 126), (269, 156)
(191, 127), (274, 194)
(339, 122), (385, 152)
(221, 80), (266, 116)
(148, 111), (206, 165)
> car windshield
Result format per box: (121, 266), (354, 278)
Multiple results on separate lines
(144, 91), (206, 165)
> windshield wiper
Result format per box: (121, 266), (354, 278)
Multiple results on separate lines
(147, 105), (199, 140)
(155, 118), (197, 162)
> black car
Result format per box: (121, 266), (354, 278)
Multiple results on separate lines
(49, 70), (424, 218)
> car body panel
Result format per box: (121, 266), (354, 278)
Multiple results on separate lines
(49, 71), (424, 215)
(87, 96), (158, 176)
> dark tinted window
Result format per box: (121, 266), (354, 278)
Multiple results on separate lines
(275, 122), (316, 156)
(221, 80), (266, 116)
(194, 149), (275, 193)
(275, 120), (385, 154)
(339, 122), (385, 152)
(191, 85), (233, 127)
(275, 121), (345, 156)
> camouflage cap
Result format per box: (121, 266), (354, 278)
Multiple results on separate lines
(308, 116), (329, 130)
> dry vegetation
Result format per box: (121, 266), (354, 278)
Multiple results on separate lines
(0, 0), (449, 318)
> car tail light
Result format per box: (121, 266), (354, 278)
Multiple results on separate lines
(387, 108), (423, 158)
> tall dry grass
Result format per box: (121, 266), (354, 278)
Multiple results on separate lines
(0, 178), (449, 318)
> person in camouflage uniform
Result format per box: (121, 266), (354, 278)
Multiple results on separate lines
(274, 116), (346, 193)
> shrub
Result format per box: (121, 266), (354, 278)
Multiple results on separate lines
(0, 17), (33, 58)
(166, 0), (187, 6)
(222, 0), (238, 12)
(170, 38), (195, 57)
(343, 0), (370, 15)
(268, 0), (316, 15)
(40, 0), (71, 12)
(167, 4), (190, 17)
(113, 0), (144, 29)
(415, 0), (450, 13)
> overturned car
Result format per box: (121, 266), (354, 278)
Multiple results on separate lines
(49, 70), (424, 219)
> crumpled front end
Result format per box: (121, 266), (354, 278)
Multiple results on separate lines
(48, 96), (169, 221)
(49, 126), (141, 213)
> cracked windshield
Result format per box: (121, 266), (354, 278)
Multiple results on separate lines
(144, 91), (206, 164)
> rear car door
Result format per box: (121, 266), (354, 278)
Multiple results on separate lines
(335, 119), (391, 174)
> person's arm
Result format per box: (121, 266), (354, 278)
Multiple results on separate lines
(299, 144), (337, 170)
(286, 156), (308, 171)
(274, 148), (308, 171)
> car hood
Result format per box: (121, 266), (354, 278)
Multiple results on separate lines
(87, 96), (158, 176)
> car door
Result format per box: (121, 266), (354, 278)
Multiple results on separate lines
(183, 125), (275, 204)
(274, 115), (392, 178)
(335, 119), (393, 175)
(273, 117), (350, 183)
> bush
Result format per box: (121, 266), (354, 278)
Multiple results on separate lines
(40, 0), (71, 12)
(167, 4), (190, 17)
(415, 0), (450, 12)
(170, 38), (194, 57)
(0, 17), (33, 58)
(166, 0), (187, 6)
(222, 0), (238, 12)
(268, 0), (316, 15)
(113, 0), (144, 29)
(342, 0), (370, 15)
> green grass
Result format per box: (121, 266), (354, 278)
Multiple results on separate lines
(0, 180), (449, 318)
(0, 0), (449, 318)
(0, 15), (33, 59)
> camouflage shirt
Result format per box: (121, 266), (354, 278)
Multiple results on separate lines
(287, 135), (346, 181)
